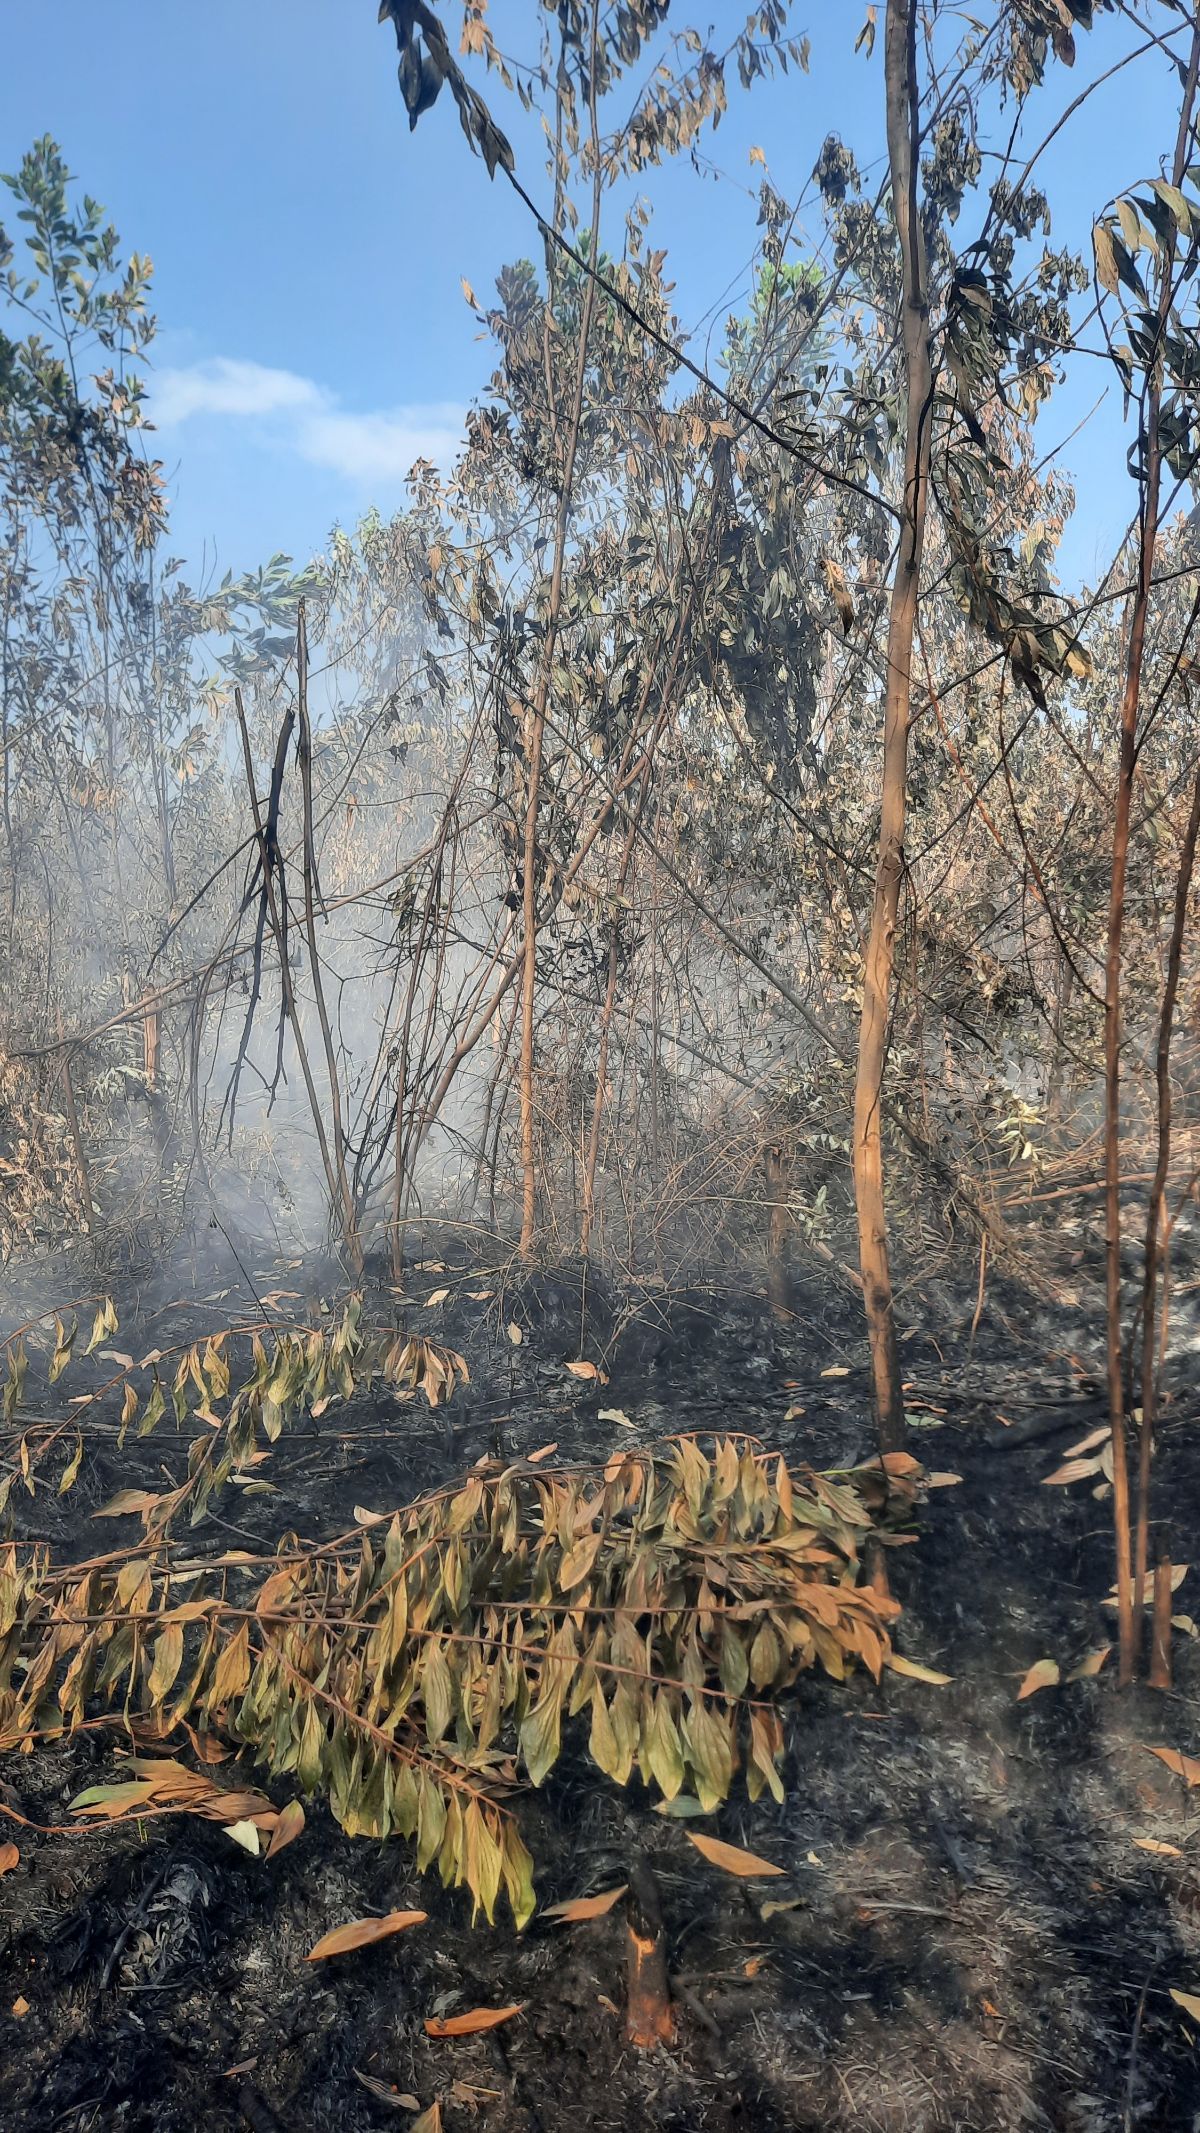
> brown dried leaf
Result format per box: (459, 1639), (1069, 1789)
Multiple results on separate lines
(1134, 1837), (1181, 1858)
(542, 1884), (627, 1923)
(1171, 1987), (1200, 2023)
(565, 1361), (608, 1383)
(424, 2004), (524, 2038)
(1145, 1745), (1200, 1788)
(0, 1842), (18, 1876)
(1017, 1658), (1060, 1700)
(306, 1910), (427, 1961)
(1042, 1456), (1103, 1487)
(686, 1833), (784, 1878)
(266, 1799), (305, 1859)
(410, 2106), (444, 2133)
(92, 1488), (165, 1519)
(1066, 1646), (1112, 1682)
(1105, 1565), (1189, 1608)
(1061, 1424), (1109, 1459)
(352, 2070), (421, 2110)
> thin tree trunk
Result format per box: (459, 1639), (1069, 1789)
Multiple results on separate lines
(518, 0), (603, 1258)
(579, 627), (688, 1257)
(58, 1028), (96, 1238)
(1105, 26), (1200, 1685)
(1149, 1546), (1174, 1693)
(296, 603), (363, 1274)
(851, 0), (932, 1454)
(764, 1142), (792, 1322)
(1133, 755), (1200, 1620)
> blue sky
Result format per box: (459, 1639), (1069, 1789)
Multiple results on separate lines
(0, 3), (1187, 592)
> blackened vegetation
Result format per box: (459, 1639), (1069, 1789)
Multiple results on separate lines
(1, 1254), (1199, 2132)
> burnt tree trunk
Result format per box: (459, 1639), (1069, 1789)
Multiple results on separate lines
(851, 0), (932, 1454)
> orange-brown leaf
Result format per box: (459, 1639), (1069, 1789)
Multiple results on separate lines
(542, 1884), (627, 1923)
(266, 1799), (305, 1859)
(1145, 1744), (1200, 1787)
(424, 2004), (524, 2038)
(0, 1843), (18, 1876)
(306, 1910), (427, 1961)
(1017, 1658), (1060, 1700)
(686, 1833), (784, 1878)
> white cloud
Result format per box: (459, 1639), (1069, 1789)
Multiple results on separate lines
(154, 356), (322, 425)
(151, 356), (464, 482)
(299, 404), (465, 481)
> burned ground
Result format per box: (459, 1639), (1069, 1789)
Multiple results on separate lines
(1, 1247), (1200, 2133)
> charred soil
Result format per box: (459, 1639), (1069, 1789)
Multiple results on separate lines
(2, 1245), (1200, 2133)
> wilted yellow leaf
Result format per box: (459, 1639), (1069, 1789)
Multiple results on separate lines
(1133, 1837), (1181, 1857)
(1171, 1987), (1200, 2023)
(92, 1488), (164, 1520)
(820, 1365), (850, 1378)
(423, 1288), (450, 1308)
(885, 1654), (953, 1685)
(598, 1407), (634, 1428)
(507, 1322), (523, 1346)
